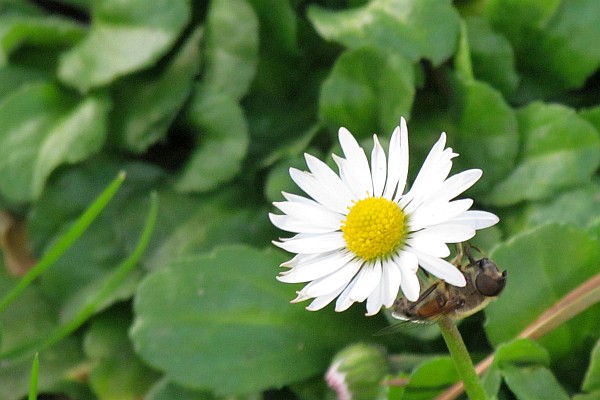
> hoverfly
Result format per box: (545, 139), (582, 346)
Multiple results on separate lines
(391, 243), (506, 323)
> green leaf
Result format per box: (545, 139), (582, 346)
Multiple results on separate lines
(488, 102), (600, 206)
(58, 0), (190, 92)
(176, 90), (249, 193)
(582, 340), (600, 392)
(84, 307), (160, 400)
(502, 365), (570, 400)
(200, 0), (259, 101)
(131, 246), (375, 396)
(522, 183), (600, 230)
(319, 46), (414, 137)
(487, 0), (600, 93)
(464, 16), (519, 97)
(574, 391), (600, 400)
(0, 65), (48, 100)
(0, 15), (85, 65)
(450, 74), (518, 196)
(145, 379), (215, 400)
(0, 82), (110, 202)
(111, 27), (202, 153)
(308, 0), (460, 66)
(485, 224), (600, 361)
(402, 357), (457, 400)
(494, 338), (550, 369)
(246, 0), (297, 57)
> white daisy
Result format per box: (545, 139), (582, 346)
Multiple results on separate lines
(270, 117), (499, 316)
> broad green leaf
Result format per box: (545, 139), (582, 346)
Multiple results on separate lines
(111, 27), (202, 153)
(131, 246), (376, 395)
(402, 357), (457, 400)
(112, 184), (274, 272)
(485, 224), (600, 363)
(494, 338), (550, 369)
(145, 379), (214, 400)
(0, 15), (85, 65)
(574, 391), (600, 400)
(176, 90), (249, 193)
(502, 365), (570, 400)
(58, 0), (190, 92)
(487, 0), (600, 93)
(450, 74), (518, 196)
(84, 307), (160, 400)
(0, 82), (109, 202)
(200, 0), (259, 100)
(308, 0), (460, 66)
(0, 65), (48, 100)
(522, 184), (600, 230)
(464, 16), (519, 97)
(247, 0), (297, 57)
(488, 102), (600, 206)
(582, 340), (600, 392)
(580, 104), (600, 131)
(319, 46), (414, 137)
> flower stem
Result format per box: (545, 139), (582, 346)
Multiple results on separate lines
(437, 316), (488, 400)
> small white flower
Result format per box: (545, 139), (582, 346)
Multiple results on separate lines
(270, 118), (499, 316)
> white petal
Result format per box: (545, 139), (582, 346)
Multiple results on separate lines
(398, 263), (420, 301)
(298, 258), (362, 297)
(349, 260), (382, 302)
(413, 250), (466, 287)
(269, 214), (339, 234)
(371, 135), (387, 197)
(333, 155), (363, 200)
(406, 235), (451, 258)
(304, 153), (354, 204)
(338, 127), (373, 196)
(402, 134), (456, 211)
(447, 210), (499, 230)
(273, 232), (346, 254)
(365, 284), (384, 316)
(414, 223), (476, 244)
(335, 275), (360, 312)
(306, 284), (347, 311)
(281, 252), (322, 268)
(409, 198), (474, 231)
(277, 251), (354, 283)
(273, 200), (343, 230)
(393, 249), (419, 273)
(389, 118), (409, 200)
(381, 259), (402, 307)
(289, 168), (350, 214)
(423, 169), (482, 205)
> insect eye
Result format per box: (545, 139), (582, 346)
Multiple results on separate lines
(475, 260), (506, 297)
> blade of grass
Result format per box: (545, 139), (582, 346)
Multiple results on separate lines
(0, 192), (159, 362)
(0, 171), (127, 314)
(28, 353), (39, 400)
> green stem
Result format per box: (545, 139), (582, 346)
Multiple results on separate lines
(438, 316), (488, 400)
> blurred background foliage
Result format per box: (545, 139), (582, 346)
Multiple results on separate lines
(0, 0), (599, 399)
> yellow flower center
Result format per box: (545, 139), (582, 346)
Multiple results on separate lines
(341, 197), (406, 261)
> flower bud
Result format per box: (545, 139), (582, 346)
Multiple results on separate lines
(325, 343), (388, 400)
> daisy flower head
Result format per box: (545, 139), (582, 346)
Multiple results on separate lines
(270, 118), (499, 316)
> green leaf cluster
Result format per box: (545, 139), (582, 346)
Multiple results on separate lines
(0, 0), (599, 399)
